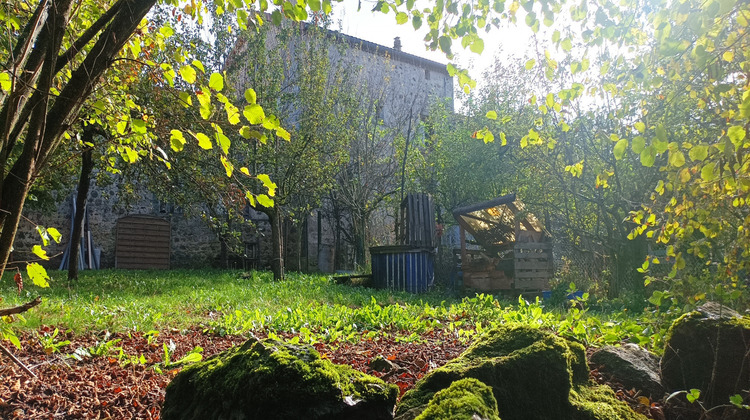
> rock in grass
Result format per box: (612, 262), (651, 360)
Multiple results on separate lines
(590, 343), (664, 398)
(661, 302), (750, 408)
(161, 336), (398, 420)
(414, 378), (500, 420)
(396, 323), (646, 420)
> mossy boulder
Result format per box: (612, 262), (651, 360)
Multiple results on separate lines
(414, 378), (500, 420)
(661, 302), (750, 408)
(161, 336), (398, 420)
(396, 323), (646, 420)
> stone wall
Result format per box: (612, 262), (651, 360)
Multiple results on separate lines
(14, 178), (232, 271)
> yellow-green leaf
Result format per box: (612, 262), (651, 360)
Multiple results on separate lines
(27, 263), (50, 288)
(395, 11), (408, 24)
(669, 150), (685, 167)
(689, 145), (708, 161)
(635, 122), (645, 133)
(728, 125), (746, 146)
(179, 65), (197, 83)
(191, 132), (212, 150)
(0, 72), (11, 92)
(132, 119), (147, 134)
(123, 146), (139, 163)
(257, 194), (274, 208)
(640, 146), (656, 167)
(192, 60), (205, 73)
(613, 139), (628, 160)
(159, 25), (174, 37)
(220, 155), (233, 177)
(32, 245), (49, 260)
(525, 59), (536, 70)
(209, 72), (224, 92)
(170, 129), (186, 152)
(701, 162), (716, 181)
(216, 131), (231, 154)
(722, 51), (734, 62)
(656, 124), (667, 142)
(244, 88), (257, 104)
(486, 110), (498, 120)
(275, 127), (290, 141)
(470, 38), (484, 54)
(632, 136), (646, 153)
(244, 104), (265, 125)
(36, 226), (49, 246)
(225, 102), (240, 125)
(257, 173), (278, 197)
(47, 227), (62, 243)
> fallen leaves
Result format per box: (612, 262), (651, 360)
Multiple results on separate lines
(0, 327), (466, 418)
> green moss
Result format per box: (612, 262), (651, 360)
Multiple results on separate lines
(570, 385), (648, 420)
(415, 378), (500, 420)
(397, 324), (589, 420)
(162, 337), (398, 420)
(397, 323), (646, 420)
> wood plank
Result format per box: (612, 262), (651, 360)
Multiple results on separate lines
(120, 219), (169, 229)
(116, 251), (169, 257)
(515, 280), (548, 290)
(514, 242), (552, 250)
(515, 261), (552, 270)
(117, 262), (170, 270)
(115, 238), (170, 247)
(515, 271), (552, 278)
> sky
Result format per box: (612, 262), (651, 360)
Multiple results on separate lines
(329, 0), (536, 84)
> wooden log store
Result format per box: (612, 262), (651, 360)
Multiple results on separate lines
(452, 193), (553, 292)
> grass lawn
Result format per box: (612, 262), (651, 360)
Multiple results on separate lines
(1, 269), (473, 336)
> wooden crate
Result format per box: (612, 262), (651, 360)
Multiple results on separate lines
(400, 193), (435, 248)
(514, 242), (552, 291)
(115, 215), (171, 269)
(463, 270), (513, 291)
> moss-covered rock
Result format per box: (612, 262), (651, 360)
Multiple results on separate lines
(570, 385), (650, 420)
(396, 323), (646, 420)
(414, 378), (500, 420)
(661, 302), (750, 408)
(161, 336), (398, 420)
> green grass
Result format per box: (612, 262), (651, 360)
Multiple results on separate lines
(0, 269), (468, 334)
(0, 269), (679, 352)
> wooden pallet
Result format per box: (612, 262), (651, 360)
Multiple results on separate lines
(514, 242), (553, 290)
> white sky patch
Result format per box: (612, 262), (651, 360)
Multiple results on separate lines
(330, 0), (536, 82)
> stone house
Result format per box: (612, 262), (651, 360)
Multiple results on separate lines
(13, 24), (453, 273)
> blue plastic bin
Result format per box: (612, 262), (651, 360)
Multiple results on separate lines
(370, 245), (434, 293)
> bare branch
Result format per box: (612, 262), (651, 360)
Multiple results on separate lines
(0, 296), (42, 317)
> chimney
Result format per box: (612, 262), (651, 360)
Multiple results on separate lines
(393, 37), (402, 51)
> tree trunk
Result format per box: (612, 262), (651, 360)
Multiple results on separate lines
(268, 207), (285, 281)
(67, 145), (94, 281)
(0, 0), (158, 280)
(353, 213), (367, 270)
(0, 149), (36, 273)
